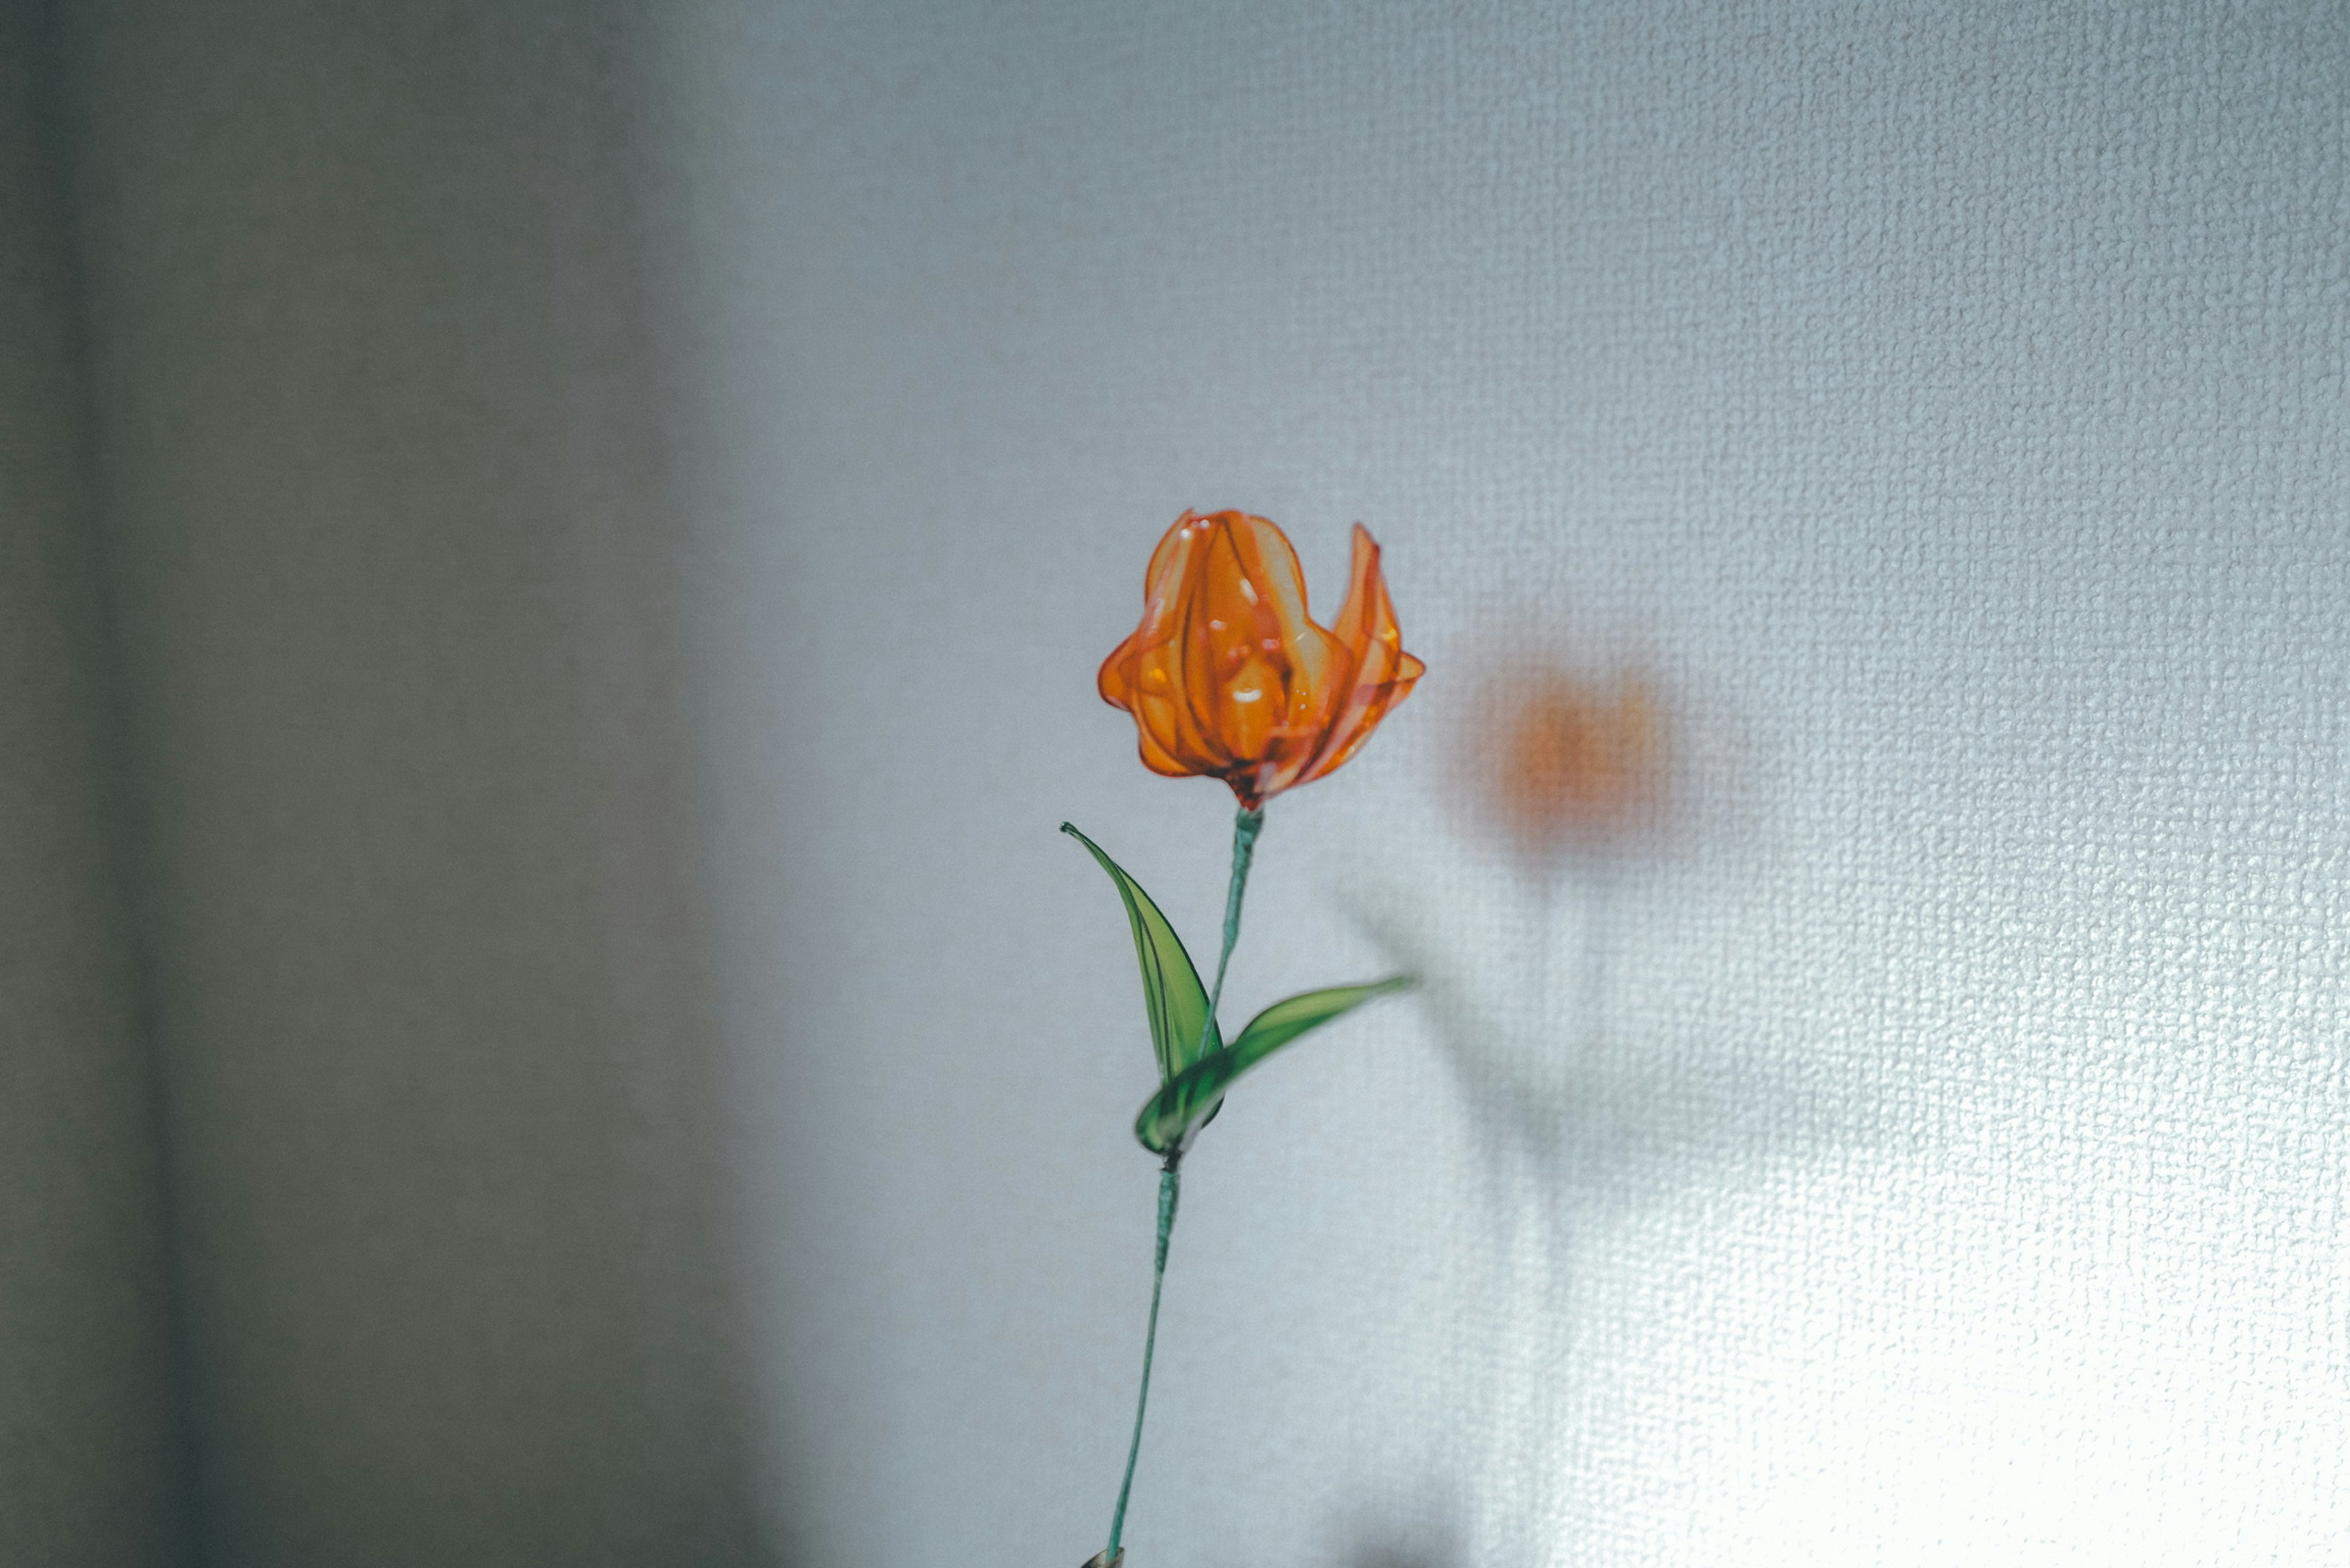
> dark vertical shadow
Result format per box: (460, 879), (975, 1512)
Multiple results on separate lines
(0, 2), (194, 1561)
(48, 1), (764, 1562)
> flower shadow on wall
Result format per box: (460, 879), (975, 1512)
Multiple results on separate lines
(1365, 661), (1682, 1187)
(1460, 666), (1666, 1073)
(1343, 654), (1842, 1566)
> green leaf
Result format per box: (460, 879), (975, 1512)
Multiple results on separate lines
(1062, 822), (1222, 1084)
(1132, 977), (1414, 1154)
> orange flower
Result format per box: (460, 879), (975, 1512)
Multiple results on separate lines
(1099, 510), (1425, 809)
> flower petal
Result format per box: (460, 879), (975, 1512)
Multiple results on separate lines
(1100, 513), (1231, 775)
(1099, 510), (1403, 803)
(1178, 513), (1343, 792)
(1220, 512), (1350, 797)
(1297, 524), (1423, 786)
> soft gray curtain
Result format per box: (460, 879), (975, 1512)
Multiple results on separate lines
(5, 2), (757, 1564)
(1, 2), (183, 1559)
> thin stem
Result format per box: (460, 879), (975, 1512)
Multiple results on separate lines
(1106, 1160), (1181, 1561)
(1202, 805), (1264, 1050)
(1103, 805), (1263, 1562)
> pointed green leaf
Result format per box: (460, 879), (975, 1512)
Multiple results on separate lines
(1133, 976), (1414, 1154)
(1062, 823), (1222, 1083)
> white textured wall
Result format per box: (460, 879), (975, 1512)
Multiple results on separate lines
(0, 4), (186, 1561)
(654, 2), (2349, 1564)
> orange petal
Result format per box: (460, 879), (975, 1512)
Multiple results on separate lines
(1184, 513), (1345, 778)
(1297, 524), (1423, 787)
(1245, 513), (1357, 792)
(1130, 710), (1197, 777)
(1099, 510), (1407, 802)
(1100, 513), (1230, 775)
(1097, 517), (1182, 712)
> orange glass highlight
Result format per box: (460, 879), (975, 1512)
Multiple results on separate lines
(1099, 510), (1425, 808)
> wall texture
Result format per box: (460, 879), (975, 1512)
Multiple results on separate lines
(0, 2), (187, 1561)
(13, 2), (2343, 1563)
(57, 2), (758, 1563)
(652, 2), (2349, 1565)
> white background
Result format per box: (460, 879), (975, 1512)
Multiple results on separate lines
(655, 2), (2350, 1564)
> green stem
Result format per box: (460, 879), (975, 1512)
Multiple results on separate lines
(1105, 1159), (1179, 1561)
(1103, 805), (1263, 1562)
(1201, 806), (1264, 1055)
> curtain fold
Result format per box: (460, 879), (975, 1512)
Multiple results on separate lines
(12, 1), (761, 1563)
(0, 1), (188, 1561)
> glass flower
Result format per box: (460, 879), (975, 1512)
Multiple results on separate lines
(1098, 510), (1425, 808)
